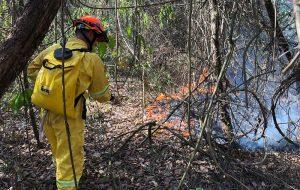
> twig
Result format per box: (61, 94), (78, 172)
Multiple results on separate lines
(116, 9), (139, 61)
(114, 0), (120, 97)
(207, 124), (250, 190)
(271, 85), (300, 148)
(242, 31), (262, 107)
(60, 1), (78, 188)
(160, 125), (210, 157)
(113, 121), (156, 155)
(282, 51), (300, 74)
(78, 0), (184, 10)
(177, 4), (237, 187)
(187, 0), (193, 137)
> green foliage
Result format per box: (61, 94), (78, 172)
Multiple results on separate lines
(98, 42), (108, 59)
(126, 26), (133, 37)
(0, 1), (12, 41)
(147, 67), (172, 92)
(107, 35), (116, 49)
(82, 7), (93, 15)
(119, 0), (133, 17)
(0, 161), (13, 174)
(137, 34), (153, 54)
(97, 35), (116, 59)
(159, 4), (174, 28)
(142, 12), (150, 29)
(9, 89), (33, 113)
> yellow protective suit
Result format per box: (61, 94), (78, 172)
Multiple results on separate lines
(28, 37), (111, 190)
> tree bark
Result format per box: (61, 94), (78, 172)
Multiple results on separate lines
(0, 0), (61, 98)
(294, 1), (300, 43)
(210, 0), (234, 143)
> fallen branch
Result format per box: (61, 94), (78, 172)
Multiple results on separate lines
(113, 121), (156, 155)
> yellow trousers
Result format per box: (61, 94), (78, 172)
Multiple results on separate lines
(43, 111), (85, 190)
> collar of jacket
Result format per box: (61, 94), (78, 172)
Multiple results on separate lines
(67, 37), (89, 49)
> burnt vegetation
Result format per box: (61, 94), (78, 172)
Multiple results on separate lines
(0, 0), (300, 189)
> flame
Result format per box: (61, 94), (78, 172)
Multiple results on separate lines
(145, 67), (213, 138)
(199, 67), (209, 83)
(182, 131), (190, 138)
(156, 93), (170, 101)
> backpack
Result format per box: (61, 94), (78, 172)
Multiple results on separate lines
(31, 47), (88, 119)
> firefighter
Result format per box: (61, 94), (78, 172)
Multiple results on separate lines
(28, 15), (111, 189)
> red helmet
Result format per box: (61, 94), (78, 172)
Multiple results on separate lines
(73, 15), (109, 42)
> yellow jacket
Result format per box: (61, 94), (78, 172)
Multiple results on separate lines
(28, 37), (111, 104)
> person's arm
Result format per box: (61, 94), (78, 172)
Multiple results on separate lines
(88, 54), (111, 103)
(27, 45), (57, 81)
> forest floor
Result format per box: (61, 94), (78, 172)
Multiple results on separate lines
(0, 80), (300, 190)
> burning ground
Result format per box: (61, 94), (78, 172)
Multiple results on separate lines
(0, 80), (300, 190)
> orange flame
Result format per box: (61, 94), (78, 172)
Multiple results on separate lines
(145, 67), (213, 138)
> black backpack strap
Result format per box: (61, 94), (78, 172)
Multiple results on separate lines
(42, 60), (74, 70)
(82, 98), (87, 120)
(74, 93), (87, 120)
(74, 93), (84, 107)
(42, 59), (74, 70)
(53, 47), (90, 61)
(71, 48), (91, 52)
(42, 60), (61, 70)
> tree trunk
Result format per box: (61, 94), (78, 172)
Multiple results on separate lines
(293, 1), (300, 96)
(0, 0), (61, 98)
(210, 0), (234, 143)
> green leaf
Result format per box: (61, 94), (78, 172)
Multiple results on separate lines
(9, 94), (22, 113)
(98, 43), (107, 59)
(107, 35), (116, 50)
(159, 4), (174, 28)
(82, 7), (92, 14)
(9, 94), (17, 113)
(23, 89), (33, 105)
(126, 26), (133, 37)
(8, 89), (33, 113)
(147, 46), (154, 54)
(111, 50), (118, 58)
(142, 13), (150, 28)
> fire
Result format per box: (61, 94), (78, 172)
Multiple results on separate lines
(156, 93), (170, 101)
(145, 67), (213, 138)
(199, 67), (209, 83)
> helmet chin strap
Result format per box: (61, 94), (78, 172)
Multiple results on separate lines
(80, 30), (97, 51)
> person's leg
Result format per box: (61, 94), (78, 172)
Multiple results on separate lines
(52, 114), (85, 190)
(43, 111), (58, 165)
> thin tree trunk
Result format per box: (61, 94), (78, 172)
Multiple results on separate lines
(293, 0), (300, 96)
(210, 0), (234, 143)
(187, 0), (193, 137)
(0, 0), (61, 98)
(114, 0), (120, 96)
(23, 68), (40, 146)
(263, 0), (292, 61)
(294, 1), (300, 43)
